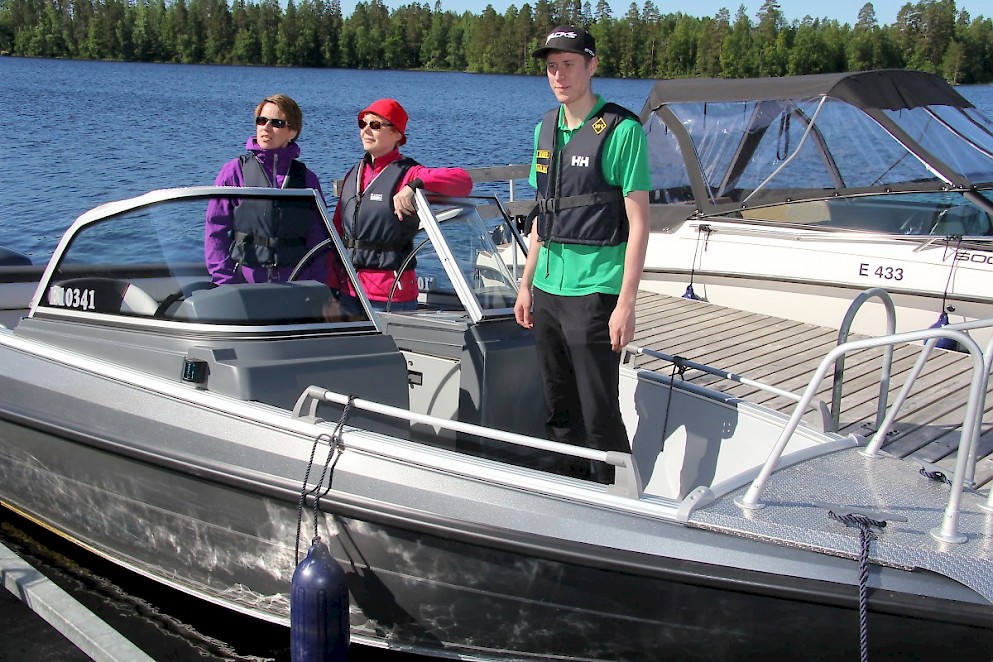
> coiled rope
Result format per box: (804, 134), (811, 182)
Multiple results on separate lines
(294, 396), (354, 563)
(827, 510), (887, 662)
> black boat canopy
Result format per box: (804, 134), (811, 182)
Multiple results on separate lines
(637, 68), (993, 228)
(639, 69), (974, 120)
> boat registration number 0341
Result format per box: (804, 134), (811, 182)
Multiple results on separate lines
(858, 263), (904, 281)
(47, 285), (96, 310)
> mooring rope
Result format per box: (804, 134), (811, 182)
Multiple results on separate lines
(659, 357), (688, 450)
(684, 225), (712, 300)
(827, 510), (887, 662)
(940, 234), (964, 313)
(294, 396), (354, 563)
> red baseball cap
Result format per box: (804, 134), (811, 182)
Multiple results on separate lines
(358, 98), (408, 145)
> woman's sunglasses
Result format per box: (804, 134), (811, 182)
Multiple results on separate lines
(256, 116), (288, 129)
(358, 119), (393, 131)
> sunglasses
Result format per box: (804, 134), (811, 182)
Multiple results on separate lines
(256, 116), (288, 129)
(358, 119), (393, 131)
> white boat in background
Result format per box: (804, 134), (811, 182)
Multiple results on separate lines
(636, 69), (993, 343)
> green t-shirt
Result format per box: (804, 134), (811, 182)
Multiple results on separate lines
(528, 95), (652, 297)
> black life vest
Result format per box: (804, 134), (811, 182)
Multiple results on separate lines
(533, 102), (637, 246)
(229, 153), (312, 270)
(340, 156), (420, 271)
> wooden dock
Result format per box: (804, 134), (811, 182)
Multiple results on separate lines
(630, 290), (993, 490)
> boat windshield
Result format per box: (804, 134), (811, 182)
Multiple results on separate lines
(410, 195), (524, 322)
(32, 188), (377, 329)
(653, 97), (943, 205)
(30, 188), (525, 329)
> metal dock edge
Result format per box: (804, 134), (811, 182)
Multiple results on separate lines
(0, 540), (155, 662)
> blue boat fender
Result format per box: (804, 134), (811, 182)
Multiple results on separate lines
(291, 536), (350, 662)
(928, 311), (962, 352)
(682, 284), (701, 300)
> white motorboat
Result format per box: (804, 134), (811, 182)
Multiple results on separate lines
(0, 185), (991, 659)
(637, 69), (993, 345)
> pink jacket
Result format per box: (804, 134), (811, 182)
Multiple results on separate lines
(330, 149), (472, 302)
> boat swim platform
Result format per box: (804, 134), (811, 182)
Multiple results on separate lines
(629, 290), (993, 492)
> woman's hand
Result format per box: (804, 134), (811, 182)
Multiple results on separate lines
(393, 185), (416, 219)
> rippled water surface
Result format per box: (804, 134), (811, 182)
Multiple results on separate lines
(2, 58), (657, 262)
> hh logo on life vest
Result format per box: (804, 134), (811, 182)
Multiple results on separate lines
(592, 117), (607, 134)
(571, 155), (590, 167)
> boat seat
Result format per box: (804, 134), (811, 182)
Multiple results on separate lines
(54, 277), (159, 316)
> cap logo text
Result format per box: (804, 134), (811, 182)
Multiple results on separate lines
(547, 31), (577, 42)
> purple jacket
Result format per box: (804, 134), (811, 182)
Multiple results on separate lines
(205, 137), (328, 285)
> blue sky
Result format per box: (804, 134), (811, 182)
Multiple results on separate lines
(344, 0), (987, 26)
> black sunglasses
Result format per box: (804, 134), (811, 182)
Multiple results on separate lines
(256, 116), (288, 129)
(358, 119), (393, 130)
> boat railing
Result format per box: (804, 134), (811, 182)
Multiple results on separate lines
(292, 385), (644, 498)
(465, 165), (534, 222)
(623, 345), (834, 432)
(862, 315), (993, 473)
(734, 323), (990, 545)
(831, 287), (897, 431)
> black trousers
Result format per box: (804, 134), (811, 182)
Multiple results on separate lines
(532, 288), (629, 479)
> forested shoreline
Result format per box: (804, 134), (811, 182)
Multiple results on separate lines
(1, 0), (991, 83)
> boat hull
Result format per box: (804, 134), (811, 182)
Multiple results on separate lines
(642, 223), (993, 346)
(1, 397), (992, 660)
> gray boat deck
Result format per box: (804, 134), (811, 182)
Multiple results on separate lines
(630, 291), (993, 491)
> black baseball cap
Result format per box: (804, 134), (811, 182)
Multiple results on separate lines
(531, 25), (597, 59)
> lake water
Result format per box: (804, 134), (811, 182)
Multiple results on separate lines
(1, 57), (656, 262)
(5, 57), (990, 264)
(1, 58), (992, 660)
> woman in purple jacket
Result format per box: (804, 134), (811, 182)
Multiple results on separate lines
(204, 94), (328, 285)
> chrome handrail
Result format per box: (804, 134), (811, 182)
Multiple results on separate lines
(832, 288), (896, 431)
(735, 325), (987, 545)
(625, 345), (833, 432)
(292, 386), (643, 499)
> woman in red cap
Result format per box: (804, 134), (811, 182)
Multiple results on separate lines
(329, 98), (473, 312)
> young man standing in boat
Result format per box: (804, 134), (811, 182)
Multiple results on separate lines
(514, 25), (651, 483)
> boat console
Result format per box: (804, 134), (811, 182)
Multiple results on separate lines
(6, 187), (547, 448)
